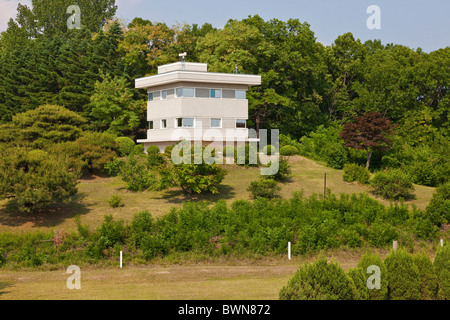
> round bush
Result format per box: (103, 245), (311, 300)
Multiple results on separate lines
(279, 258), (357, 300)
(384, 249), (421, 300)
(132, 144), (145, 155)
(343, 163), (370, 184)
(115, 137), (135, 157)
(247, 178), (280, 199)
(146, 145), (161, 154)
(280, 145), (299, 156)
(164, 145), (175, 157)
(370, 169), (415, 200)
(108, 195), (122, 208)
(262, 145), (276, 154)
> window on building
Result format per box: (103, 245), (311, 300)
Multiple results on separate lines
(235, 90), (246, 99)
(210, 89), (221, 98)
(148, 121), (154, 130)
(195, 88), (209, 98)
(236, 119), (246, 128)
(176, 118), (195, 128)
(161, 90), (167, 100)
(161, 119), (167, 129)
(211, 118), (222, 128)
(148, 92), (154, 101)
(176, 88), (195, 98)
(222, 90), (235, 99)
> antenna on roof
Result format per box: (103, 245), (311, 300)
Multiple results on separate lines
(179, 52), (187, 70)
(234, 64), (241, 74)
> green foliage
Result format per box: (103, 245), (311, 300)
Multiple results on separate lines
(299, 125), (348, 169)
(343, 164), (370, 184)
(279, 145), (299, 156)
(262, 145), (276, 154)
(96, 215), (126, 251)
(263, 157), (292, 182)
(426, 182), (450, 226)
(108, 195), (122, 208)
(384, 249), (421, 300)
(347, 267), (370, 300)
(370, 169), (415, 200)
(146, 145), (161, 154)
(413, 253), (439, 300)
(106, 155), (156, 192)
(247, 178), (280, 199)
(434, 245), (450, 300)
(0, 147), (79, 212)
(89, 73), (144, 135)
(115, 137), (136, 157)
(54, 131), (119, 175)
(133, 144), (145, 154)
(164, 145), (175, 157)
(356, 252), (388, 300)
(279, 258), (357, 300)
(236, 144), (259, 167)
(0, 105), (87, 148)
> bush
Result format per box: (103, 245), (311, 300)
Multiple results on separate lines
(132, 144), (145, 155)
(384, 249), (421, 300)
(347, 267), (370, 300)
(0, 148), (79, 212)
(115, 137), (135, 157)
(262, 145), (276, 154)
(279, 258), (357, 300)
(280, 145), (299, 156)
(247, 178), (280, 199)
(147, 152), (166, 167)
(0, 248), (5, 267)
(370, 169), (415, 200)
(146, 145), (161, 154)
(97, 215), (126, 249)
(264, 157), (291, 182)
(164, 145), (175, 157)
(356, 252), (388, 300)
(106, 155), (156, 192)
(323, 143), (348, 169)
(426, 182), (450, 226)
(56, 131), (119, 175)
(434, 245), (450, 300)
(413, 253), (439, 300)
(343, 164), (370, 184)
(108, 195), (122, 208)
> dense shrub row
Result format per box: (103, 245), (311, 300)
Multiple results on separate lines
(0, 191), (446, 268)
(280, 246), (450, 300)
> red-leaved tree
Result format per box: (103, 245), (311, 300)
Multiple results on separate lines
(340, 112), (396, 169)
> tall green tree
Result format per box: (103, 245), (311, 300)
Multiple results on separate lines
(89, 73), (145, 135)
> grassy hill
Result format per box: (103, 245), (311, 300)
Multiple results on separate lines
(0, 156), (435, 234)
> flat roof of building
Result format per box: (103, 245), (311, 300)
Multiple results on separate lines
(135, 62), (261, 89)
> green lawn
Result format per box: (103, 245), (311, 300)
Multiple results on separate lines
(0, 156), (435, 234)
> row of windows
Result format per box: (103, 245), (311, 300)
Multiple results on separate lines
(148, 118), (247, 129)
(148, 88), (247, 101)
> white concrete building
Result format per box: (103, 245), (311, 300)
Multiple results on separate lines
(135, 61), (262, 152)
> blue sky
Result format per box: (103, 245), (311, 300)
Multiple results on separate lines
(1, 0), (449, 52)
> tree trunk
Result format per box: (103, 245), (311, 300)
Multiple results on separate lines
(366, 149), (373, 170)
